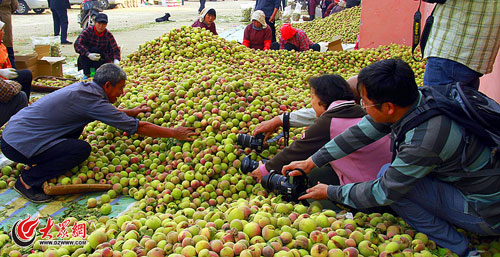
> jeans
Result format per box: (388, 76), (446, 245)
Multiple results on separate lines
(0, 131), (91, 188)
(423, 57), (483, 90)
(198, 0), (206, 13)
(51, 8), (69, 42)
(265, 17), (276, 43)
(377, 165), (500, 256)
(13, 69), (32, 100)
(0, 92), (27, 127)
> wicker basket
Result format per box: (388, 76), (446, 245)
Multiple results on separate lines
(31, 76), (78, 92)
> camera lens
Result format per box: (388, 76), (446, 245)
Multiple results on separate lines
(262, 171), (288, 192)
(240, 156), (260, 173)
(237, 134), (254, 148)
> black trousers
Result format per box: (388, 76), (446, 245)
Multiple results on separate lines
(7, 47), (16, 69)
(51, 8), (69, 42)
(13, 69), (32, 100)
(265, 17), (277, 43)
(0, 92), (27, 127)
(198, 0), (205, 13)
(77, 47), (106, 76)
(0, 129), (91, 188)
(270, 42), (320, 51)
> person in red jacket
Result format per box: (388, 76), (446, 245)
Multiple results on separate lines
(242, 10), (272, 50)
(192, 8), (217, 35)
(271, 24), (320, 52)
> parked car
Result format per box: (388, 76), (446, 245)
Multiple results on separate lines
(70, 0), (122, 9)
(16, 0), (48, 14)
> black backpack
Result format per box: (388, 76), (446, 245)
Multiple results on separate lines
(393, 83), (500, 177)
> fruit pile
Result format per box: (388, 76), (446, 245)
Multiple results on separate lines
(277, 6), (361, 44)
(32, 76), (78, 90)
(4, 26), (497, 257)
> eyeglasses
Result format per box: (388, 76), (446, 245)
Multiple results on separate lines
(360, 98), (380, 110)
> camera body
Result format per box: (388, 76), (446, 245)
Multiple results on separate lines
(240, 156), (267, 174)
(262, 170), (308, 203)
(237, 133), (265, 153)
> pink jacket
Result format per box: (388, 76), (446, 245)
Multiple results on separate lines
(327, 101), (392, 185)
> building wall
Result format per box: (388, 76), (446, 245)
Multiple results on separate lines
(358, 0), (500, 102)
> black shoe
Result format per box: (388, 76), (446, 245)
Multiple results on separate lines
(61, 41), (73, 45)
(14, 179), (52, 203)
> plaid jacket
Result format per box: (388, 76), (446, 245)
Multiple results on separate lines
(74, 26), (121, 63)
(0, 78), (21, 103)
(423, 0), (500, 74)
(279, 29), (314, 52)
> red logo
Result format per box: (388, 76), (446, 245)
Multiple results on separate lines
(11, 215), (39, 247)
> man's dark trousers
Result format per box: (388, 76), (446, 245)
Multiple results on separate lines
(0, 129), (91, 188)
(0, 92), (27, 127)
(13, 69), (32, 99)
(265, 17), (276, 42)
(51, 8), (69, 42)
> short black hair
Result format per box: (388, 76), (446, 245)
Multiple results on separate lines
(357, 59), (418, 107)
(207, 9), (216, 18)
(309, 74), (355, 108)
(94, 63), (127, 87)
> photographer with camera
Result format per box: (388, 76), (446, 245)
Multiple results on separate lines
(422, 0), (500, 90)
(283, 59), (500, 256)
(251, 75), (360, 145)
(246, 74), (391, 206)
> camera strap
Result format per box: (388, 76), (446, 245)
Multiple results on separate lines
(283, 112), (290, 147)
(412, 0), (438, 62)
(266, 112), (290, 147)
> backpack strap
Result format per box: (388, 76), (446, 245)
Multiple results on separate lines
(391, 100), (441, 161)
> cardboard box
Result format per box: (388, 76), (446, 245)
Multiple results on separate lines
(14, 53), (38, 73)
(35, 57), (65, 77)
(35, 45), (50, 59)
(328, 36), (343, 52)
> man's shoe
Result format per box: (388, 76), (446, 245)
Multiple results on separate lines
(61, 41), (73, 45)
(14, 179), (52, 203)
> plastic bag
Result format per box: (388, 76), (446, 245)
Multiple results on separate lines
(292, 3), (302, 21)
(315, 6), (322, 18)
(282, 5), (292, 23)
(240, 3), (254, 22)
(31, 36), (61, 57)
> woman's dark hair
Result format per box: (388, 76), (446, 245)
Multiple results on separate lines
(309, 74), (355, 108)
(207, 9), (216, 18)
(357, 59), (418, 107)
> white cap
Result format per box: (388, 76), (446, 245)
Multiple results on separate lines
(0, 21), (5, 29)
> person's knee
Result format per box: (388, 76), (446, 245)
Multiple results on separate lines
(270, 42), (280, 50)
(284, 43), (297, 51)
(309, 43), (320, 51)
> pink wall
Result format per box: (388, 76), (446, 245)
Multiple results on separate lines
(358, 0), (500, 102)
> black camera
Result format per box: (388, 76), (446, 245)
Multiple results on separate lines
(240, 156), (267, 174)
(262, 169), (308, 203)
(237, 133), (265, 153)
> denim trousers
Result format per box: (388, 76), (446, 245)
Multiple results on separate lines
(423, 57), (483, 90)
(378, 164), (500, 256)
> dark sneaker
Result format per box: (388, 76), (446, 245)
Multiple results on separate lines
(61, 41), (73, 45)
(14, 179), (52, 203)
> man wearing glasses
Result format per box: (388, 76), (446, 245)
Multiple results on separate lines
(283, 59), (500, 256)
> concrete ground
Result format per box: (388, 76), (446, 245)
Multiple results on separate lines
(12, 0), (253, 57)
